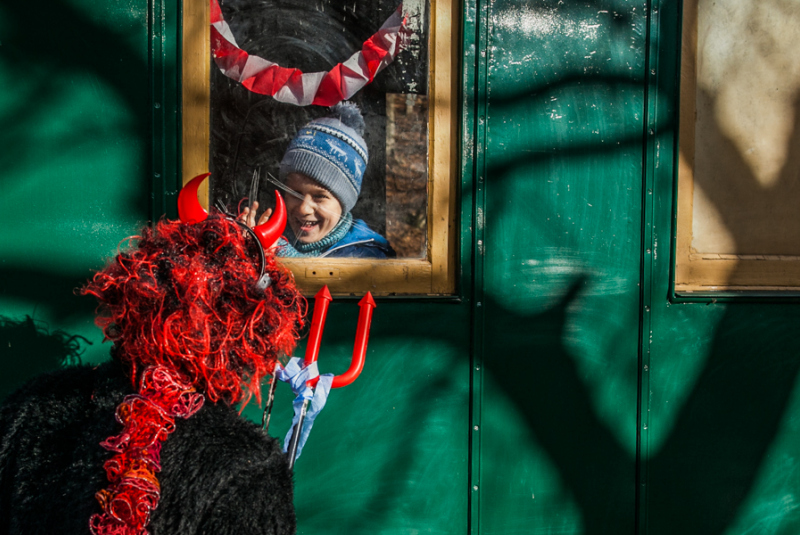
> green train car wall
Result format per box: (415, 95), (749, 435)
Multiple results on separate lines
(1, 0), (798, 533)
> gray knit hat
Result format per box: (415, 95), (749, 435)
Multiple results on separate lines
(279, 103), (369, 213)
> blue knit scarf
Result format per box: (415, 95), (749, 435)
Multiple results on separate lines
(278, 213), (353, 258)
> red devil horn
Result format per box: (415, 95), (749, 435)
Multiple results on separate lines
(253, 190), (287, 249)
(178, 173), (210, 223)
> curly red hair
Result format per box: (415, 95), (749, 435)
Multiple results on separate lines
(82, 214), (306, 406)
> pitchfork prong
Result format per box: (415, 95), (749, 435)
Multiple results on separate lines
(286, 287), (376, 469)
(304, 286), (333, 370)
(306, 291), (375, 388)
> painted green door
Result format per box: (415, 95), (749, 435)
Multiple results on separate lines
(0, 0), (155, 395)
(641, 3), (800, 534)
(469, 0), (645, 533)
(468, 0), (800, 533)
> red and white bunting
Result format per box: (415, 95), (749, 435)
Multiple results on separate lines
(210, 0), (412, 106)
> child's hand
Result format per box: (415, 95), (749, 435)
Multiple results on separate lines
(237, 201), (273, 228)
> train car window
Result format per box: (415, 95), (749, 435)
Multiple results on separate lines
(182, 0), (458, 295)
(676, 0), (800, 293)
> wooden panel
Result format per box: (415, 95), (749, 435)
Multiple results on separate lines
(282, 258), (433, 295)
(429, 0), (459, 294)
(676, 254), (800, 292)
(182, 0), (210, 207)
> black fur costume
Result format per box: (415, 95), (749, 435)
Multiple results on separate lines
(0, 359), (295, 535)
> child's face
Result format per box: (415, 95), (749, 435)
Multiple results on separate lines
(284, 173), (343, 244)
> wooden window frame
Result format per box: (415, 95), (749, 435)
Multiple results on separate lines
(675, 0), (800, 293)
(181, 0), (459, 296)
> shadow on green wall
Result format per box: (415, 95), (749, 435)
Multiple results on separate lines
(470, 1), (800, 530)
(482, 279), (634, 531)
(644, 87), (800, 535)
(0, 0), (149, 196)
(647, 303), (800, 535)
(0, 0), (150, 382)
(0, 316), (89, 400)
(482, 279), (800, 534)
(0, 267), (98, 324)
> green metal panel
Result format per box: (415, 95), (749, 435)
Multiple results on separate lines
(472, 0), (646, 533)
(0, 0), (152, 397)
(640, 1), (800, 534)
(152, 0), (183, 220)
(246, 302), (471, 535)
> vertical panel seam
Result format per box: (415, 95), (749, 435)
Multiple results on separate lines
(638, 0), (663, 532)
(150, 0), (181, 223)
(468, 0), (491, 532)
(150, 0), (165, 223)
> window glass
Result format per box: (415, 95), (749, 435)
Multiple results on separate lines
(208, 0), (430, 260)
(676, 0), (800, 292)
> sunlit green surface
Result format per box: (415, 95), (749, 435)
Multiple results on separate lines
(0, 0), (148, 395)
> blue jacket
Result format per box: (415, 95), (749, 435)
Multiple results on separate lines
(321, 219), (396, 259)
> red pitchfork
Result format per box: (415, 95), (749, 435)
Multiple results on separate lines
(303, 286), (376, 388)
(274, 286), (376, 469)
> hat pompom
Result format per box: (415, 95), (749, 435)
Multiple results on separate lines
(331, 102), (366, 137)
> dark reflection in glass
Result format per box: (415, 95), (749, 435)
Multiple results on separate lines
(209, 0), (429, 259)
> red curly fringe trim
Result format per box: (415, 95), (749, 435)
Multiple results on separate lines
(90, 366), (204, 535)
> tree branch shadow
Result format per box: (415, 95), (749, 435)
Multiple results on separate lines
(0, 315), (88, 400)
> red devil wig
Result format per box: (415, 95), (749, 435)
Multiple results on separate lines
(83, 212), (306, 535)
(82, 213), (306, 405)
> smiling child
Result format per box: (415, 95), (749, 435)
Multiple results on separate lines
(242, 103), (396, 259)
